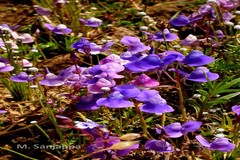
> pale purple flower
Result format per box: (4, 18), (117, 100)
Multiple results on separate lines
(0, 57), (14, 72)
(180, 34), (198, 46)
(154, 29), (178, 42)
(163, 121), (202, 138)
(21, 33), (34, 43)
(135, 90), (174, 114)
(131, 74), (159, 89)
(18, 59), (33, 68)
(79, 17), (102, 27)
(145, 139), (174, 153)
(0, 110), (7, 114)
(196, 135), (235, 152)
(99, 54), (129, 65)
(187, 67), (219, 82)
(232, 105), (240, 116)
(75, 119), (99, 129)
(183, 50), (215, 66)
(35, 6), (51, 15)
(10, 72), (35, 83)
(39, 68), (65, 86)
(71, 38), (101, 55)
(44, 23), (72, 34)
(87, 77), (115, 94)
(120, 36), (150, 53)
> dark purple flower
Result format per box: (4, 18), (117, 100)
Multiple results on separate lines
(183, 50), (215, 66)
(120, 36), (150, 53)
(170, 15), (189, 26)
(135, 90), (174, 114)
(210, 30), (225, 38)
(79, 17), (102, 27)
(10, 72), (35, 83)
(0, 57), (14, 72)
(232, 105), (240, 116)
(187, 67), (219, 82)
(131, 74), (159, 89)
(154, 29), (178, 42)
(35, 6), (51, 15)
(196, 135), (235, 152)
(145, 139), (174, 153)
(163, 121), (202, 138)
(44, 23), (72, 34)
(76, 94), (101, 110)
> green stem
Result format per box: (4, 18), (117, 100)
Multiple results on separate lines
(176, 80), (187, 122)
(0, 147), (38, 160)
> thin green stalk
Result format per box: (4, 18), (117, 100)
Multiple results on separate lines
(0, 147), (38, 160)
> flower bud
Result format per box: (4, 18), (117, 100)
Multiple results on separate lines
(120, 133), (141, 141)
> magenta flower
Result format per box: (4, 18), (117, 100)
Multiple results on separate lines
(79, 17), (102, 27)
(131, 74), (159, 89)
(145, 139), (174, 153)
(187, 67), (219, 82)
(232, 105), (240, 116)
(183, 50), (215, 66)
(154, 29), (178, 42)
(120, 36), (150, 53)
(87, 77), (115, 94)
(196, 135), (235, 152)
(44, 23), (72, 34)
(135, 90), (174, 114)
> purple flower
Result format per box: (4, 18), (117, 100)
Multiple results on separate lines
(0, 110), (7, 114)
(10, 72), (35, 83)
(87, 77), (115, 94)
(21, 33), (34, 43)
(96, 91), (134, 108)
(187, 67), (219, 82)
(145, 139), (174, 153)
(79, 17), (102, 27)
(135, 90), (174, 114)
(125, 54), (161, 73)
(39, 68), (65, 86)
(44, 23), (72, 34)
(162, 51), (185, 61)
(163, 121), (202, 138)
(87, 136), (139, 159)
(131, 74), (159, 89)
(0, 57), (14, 72)
(183, 50), (215, 66)
(99, 54), (129, 65)
(35, 6), (51, 16)
(75, 119), (99, 129)
(154, 29), (178, 42)
(99, 62), (125, 79)
(71, 38), (101, 55)
(180, 34), (198, 46)
(76, 94), (101, 110)
(113, 84), (141, 98)
(170, 15), (189, 26)
(196, 135), (235, 152)
(232, 105), (240, 116)
(216, 0), (239, 10)
(100, 41), (114, 52)
(120, 36), (150, 53)
(210, 30), (225, 38)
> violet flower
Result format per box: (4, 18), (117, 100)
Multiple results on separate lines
(154, 29), (178, 42)
(39, 68), (65, 86)
(163, 121), (202, 138)
(120, 36), (150, 53)
(99, 54), (129, 65)
(0, 110), (7, 114)
(145, 139), (174, 153)
(35, 6), (51, 16)
(131, 74), (159, 89)
(182, 50), (215, 66)
(232, 105), (240, 116)
(187, 67), (219, 82)
(75, 119), (99, 129)
(87, 77), (116, 94)
(196, 135), (235, 152)
(21, 33), (34, 44)
(170, 15), (189, 27)
(135, 90), (174, 114)
(44, 23), (72, 34)
(10, 72), (35, 83)
(0, 57), (14, 72)
(162, 51), (185, 61)
(79, 17), (102, 27)
(180, 34), (198, 46)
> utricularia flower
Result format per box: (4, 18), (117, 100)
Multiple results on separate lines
(79, 17), (102, 27)
(44, 23), (72, 34)
(196, 135), (235, 152)
(145, 139), (174, 153)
